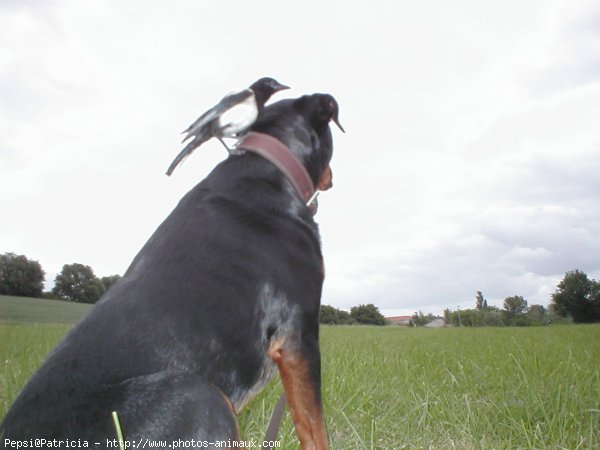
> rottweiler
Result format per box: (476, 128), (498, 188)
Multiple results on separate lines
(1, 93), (342, 450)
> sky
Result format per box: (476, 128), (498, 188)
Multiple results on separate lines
(2, 0), (600, 317)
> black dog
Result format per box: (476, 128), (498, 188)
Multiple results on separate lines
(1, 94), (341, 450)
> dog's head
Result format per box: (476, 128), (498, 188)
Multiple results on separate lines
(250, 94), (343, 194)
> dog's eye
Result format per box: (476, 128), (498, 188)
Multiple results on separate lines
(266, 325), (277, 341)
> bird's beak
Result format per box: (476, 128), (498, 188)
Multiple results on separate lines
(274, 82), (290, 92)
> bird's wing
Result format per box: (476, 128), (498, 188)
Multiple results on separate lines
(181, 89), (253, 141)
(181, 109), (218, 139)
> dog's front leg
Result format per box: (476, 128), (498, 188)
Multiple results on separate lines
(268, 332), (328, 450)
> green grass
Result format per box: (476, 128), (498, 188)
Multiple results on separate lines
(240, 326), (600, 449)
(1, 299), (599, 448)
(0, 295), (93, 324)
(1, 323), (72, 415)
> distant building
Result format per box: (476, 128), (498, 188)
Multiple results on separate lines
(386, 315), (412, 326)
(425, 318), (446, 328)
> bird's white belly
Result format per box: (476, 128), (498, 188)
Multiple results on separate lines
(218, 98), (258, 137)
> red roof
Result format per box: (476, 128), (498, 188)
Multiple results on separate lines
(386, 315), (413, 324)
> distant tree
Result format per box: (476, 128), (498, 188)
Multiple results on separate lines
(320, 305), (356, 325)
(41, 291), (62, 300)
(0, 252), (45, 298)
(100, 275), (121, 293)
(591, 282), (600, 321)
(336, 309), (356, 325)
(503, 295), (528, 325)
(350, 304), (385, 325)
(503, 296), (528, 315)
(443, 308), (451, 325)
(53, 263), (105, 304)
(550, 270), (600, 323)
(320, 305), (338, 324)
(475, 291), (485, 310)
(450, 308), (462, 327)
(412, 310), (425, 326)
(545, 308), (574, 325)
(527, 304), (546, 325)
(411, 310), (437, 326)
(481, 307), (504, 326)
(452, 308), (482, 327)
(449, 306), (505, 327)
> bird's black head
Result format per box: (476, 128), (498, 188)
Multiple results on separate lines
(250, 77), (290, 106)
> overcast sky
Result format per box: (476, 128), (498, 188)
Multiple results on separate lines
(2, 0), (600, 316)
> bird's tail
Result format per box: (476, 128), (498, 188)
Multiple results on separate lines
(165, 132), (210, 176)
(180, 129), (194, 143)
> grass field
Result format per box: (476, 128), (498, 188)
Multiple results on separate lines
(0, 295), (93, 324)
(1, 296), (599, 449)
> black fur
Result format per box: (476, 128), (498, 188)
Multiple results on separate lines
(1, 94), (337, 448)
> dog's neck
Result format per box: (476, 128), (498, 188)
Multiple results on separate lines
(238, 132), (317, 212)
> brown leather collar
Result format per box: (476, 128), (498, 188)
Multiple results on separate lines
(238, 132), (315, 204)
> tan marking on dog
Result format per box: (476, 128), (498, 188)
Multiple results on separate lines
(317, 166), (333, 191)
(268, 338), (329, 450)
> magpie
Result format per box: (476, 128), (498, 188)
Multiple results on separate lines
(166, 77), (289, 176)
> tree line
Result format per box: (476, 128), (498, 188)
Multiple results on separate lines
(3, 252), (599, 325)
(0, 252), (120, 304)
(323, 270), (600, 327)
(443, 296), (549, 327)
(320, 303), (386, 325)
(442, 270), (600, 327)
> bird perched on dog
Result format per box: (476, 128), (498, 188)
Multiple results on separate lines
(166, 77), (289, 176)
